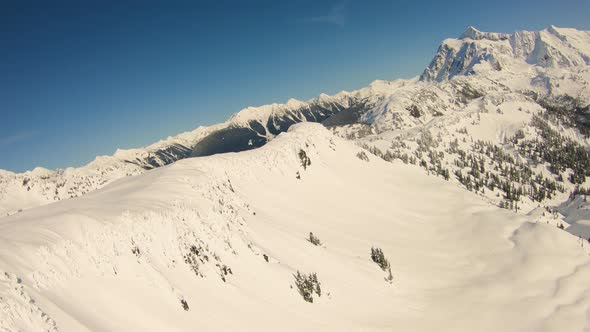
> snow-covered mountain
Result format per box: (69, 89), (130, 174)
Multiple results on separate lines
(2, 26), (590, 331)
(420, 25), (590, 82)
(0, 82), (393, 216)
(3, 26), (589, 219)
(2, 123), (590, 332)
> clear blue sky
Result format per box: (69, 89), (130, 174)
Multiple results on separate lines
(1, 0), (589, 172)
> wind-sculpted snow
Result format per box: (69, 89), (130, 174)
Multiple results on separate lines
(0, 272), (58, 332)
(1, 124), (590, 331)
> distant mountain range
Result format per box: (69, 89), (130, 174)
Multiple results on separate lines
(1, 25), (589, 218)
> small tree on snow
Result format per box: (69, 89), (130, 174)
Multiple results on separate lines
(370, 246), (390, 271)
(308, 232), (322, 246)
(356, 151), (370, 162)
(180, 299), (189, 311)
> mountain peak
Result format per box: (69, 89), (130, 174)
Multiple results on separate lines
(286, 98), (306, 109)
(459, 26), (509, 41)
(460, 26), (481, 39)
(422, 26), (590, 82)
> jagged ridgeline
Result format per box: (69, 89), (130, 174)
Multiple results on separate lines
(190, 97), (371, 157)
(1, 25), (589, 219)
(0, 96), (376, 216)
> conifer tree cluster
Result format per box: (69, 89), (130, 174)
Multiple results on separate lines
(356, 151), (370, 161)
(446, 129), (571, 210)
(517, 115), (590, 185)
(354, 107), (589, 211)
(293, 271), (321, 303)
(538, 96), (590, 138)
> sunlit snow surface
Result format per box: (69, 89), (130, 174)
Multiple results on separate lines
(1, 123), (590, 331)
(2, 26), (590, 331)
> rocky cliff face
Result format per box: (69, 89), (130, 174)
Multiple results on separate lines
(420, 26), (590, 82)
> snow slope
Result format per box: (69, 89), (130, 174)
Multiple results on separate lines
(0, 124), (222, 217)
(1, 124), (590, 331)
(559, 195), (590, 240)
